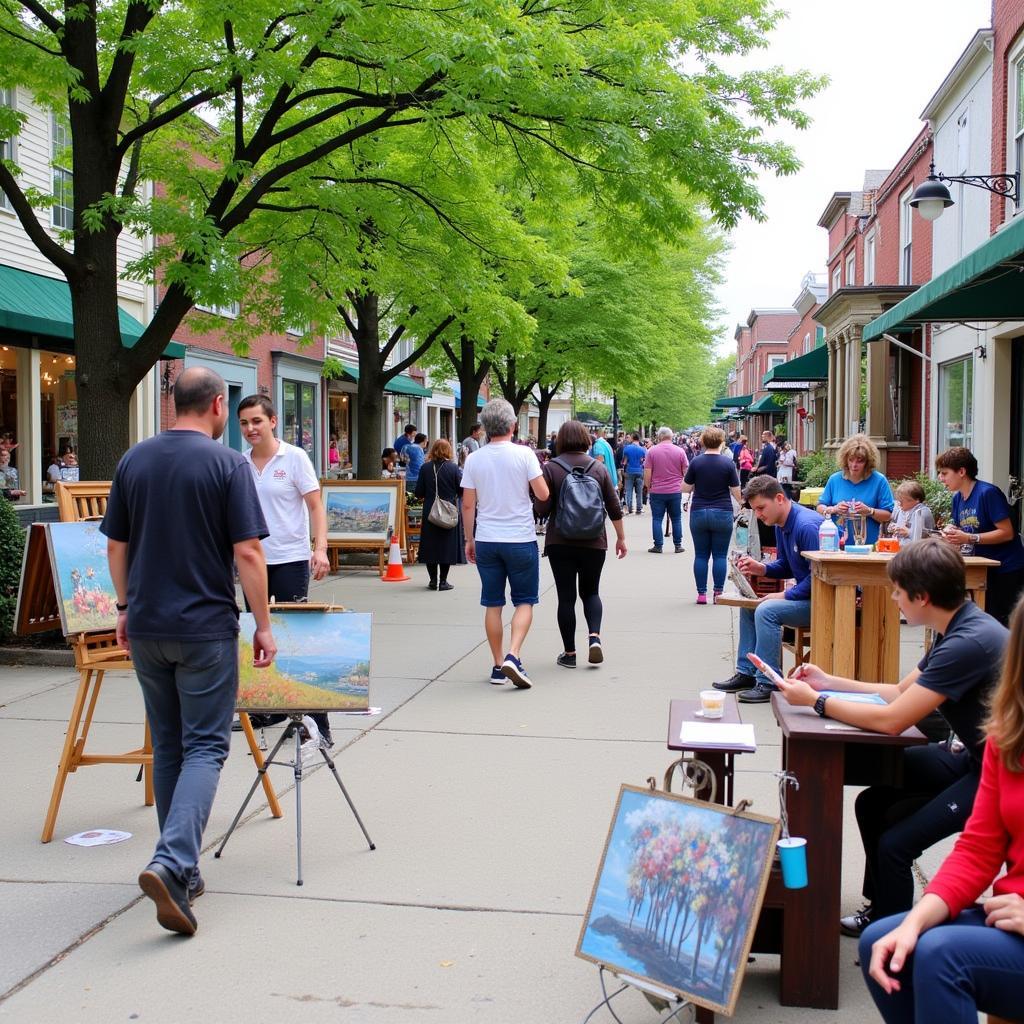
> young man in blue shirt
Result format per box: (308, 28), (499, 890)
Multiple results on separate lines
(714, 475), (823, 703)
(936, 446), (1024, 626)
(621, 432), (646, 514)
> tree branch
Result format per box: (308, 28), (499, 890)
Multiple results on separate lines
(15, 0), (61, 34)
(116, 86), (226, 155)
(384, 314), (456, 379)
(0, 162), (79, 277)
(101, 2), (158, 126)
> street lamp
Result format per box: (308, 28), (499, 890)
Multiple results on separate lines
(909, 161), (1020, 221)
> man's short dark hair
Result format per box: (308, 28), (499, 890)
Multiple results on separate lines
(414, 432), (427, 444)
(631, 432), (640, 441)
(174, 366), (226, 416)
(743, 475), (784, 502)
(471, 422), (482, 433)
(238, 394), (276, 418)
(935, 447), (978, 479)
(404, 424), (417, 436)
(887, 538), (966, 610)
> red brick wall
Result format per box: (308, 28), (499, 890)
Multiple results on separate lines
(991, 0), (1024, 232)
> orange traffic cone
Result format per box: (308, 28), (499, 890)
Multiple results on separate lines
(381, 529), (410, 582)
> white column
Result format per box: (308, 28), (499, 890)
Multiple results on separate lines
(17, 347), (42, 504)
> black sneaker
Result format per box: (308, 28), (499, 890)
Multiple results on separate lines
(319, 730), (335, 751)
(648, 545), (663, 554)
(138, 863), (197, 936)
(489, 665), (506, 685)
(675, 544), (685, 553)
(840, 905), (873, 937)
(188, 872), (205, 903)
(438, 581), (454, 591)
(738, 683), (775, 704)
(713, 672), (756, 693)
(556, 652), (576, 668)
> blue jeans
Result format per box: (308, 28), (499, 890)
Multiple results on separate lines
(649, 492), (682, 548)
(624, 473), (644, 512)
(474, 540), (540, 607)
(860, 908), (1024, 1023)
(737, 597), (810, 684)
(131, 637), (239, 886)
(689, 507), (733, 594)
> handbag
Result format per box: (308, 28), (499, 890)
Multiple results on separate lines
(427, 463), (459, 529)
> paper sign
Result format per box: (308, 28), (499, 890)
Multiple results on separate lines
(678, 722), (757, 751)
(64, 829), (132, 847)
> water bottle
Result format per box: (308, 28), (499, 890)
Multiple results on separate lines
(818, 515), (839, 552)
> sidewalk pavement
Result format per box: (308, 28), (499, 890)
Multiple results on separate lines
(0, 511), (947, 1023)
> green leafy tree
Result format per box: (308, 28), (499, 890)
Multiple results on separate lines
(0, 0), (821, 476)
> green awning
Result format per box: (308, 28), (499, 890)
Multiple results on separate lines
(713, 394), (752, 409)
(0, 264), (185, 358)
(746, 393), (789, 414)
(337, 361), (432, 398)
(864, 214), (1024, 341)
(762, 346), (828, 390)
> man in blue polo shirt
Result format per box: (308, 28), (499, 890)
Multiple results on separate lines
(621, 432), (646, 514)
(713, 475), (823, 703)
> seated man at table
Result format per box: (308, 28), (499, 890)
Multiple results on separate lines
(774, 539), (1008, 937)
(713, 475), (823, 704)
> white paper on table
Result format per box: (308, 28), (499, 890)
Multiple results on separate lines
(678, 721), (757, 751)
(64, 829), (132, 847)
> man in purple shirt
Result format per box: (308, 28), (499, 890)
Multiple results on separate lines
(643, 426), (689, 553)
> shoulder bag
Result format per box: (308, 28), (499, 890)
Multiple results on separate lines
(427, 462), (459, 529)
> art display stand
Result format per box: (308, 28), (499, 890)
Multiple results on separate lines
(214, 713), (375, 885)
(321, 479), (408, 572)
(579, 966), (692, 1024)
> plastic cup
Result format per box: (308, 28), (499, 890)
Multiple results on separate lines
(777, 837), (808, 889)
(699, 689), (725, 719)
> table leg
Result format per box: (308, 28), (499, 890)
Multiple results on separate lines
(810, 574), (835, 673)
(780, 737), (844, 1009)
(832, 584), (858, 679)
(857, 585), (899, 683)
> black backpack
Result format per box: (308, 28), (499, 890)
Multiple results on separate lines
(552, 457), (606, 539)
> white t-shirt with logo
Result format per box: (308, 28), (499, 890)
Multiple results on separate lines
(243, 439), (320, 564)
(461, 441), (543, 543)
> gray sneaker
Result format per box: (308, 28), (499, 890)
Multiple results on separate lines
(840, 905), (873, 937)
(737, 683), (775, 704)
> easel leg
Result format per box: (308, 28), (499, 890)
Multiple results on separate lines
(295, 724), (304, 887)
(319, 747), (376, 851)
(142, 718), (155, 807)
(215, 723), (294, 861)
(239, 712), (282, 817)
(41, 668), (94, 843)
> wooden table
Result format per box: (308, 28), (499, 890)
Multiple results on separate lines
(804, 551), (997, 684)
(667, 697), (747, 806)
(767, 693), (928, 1009)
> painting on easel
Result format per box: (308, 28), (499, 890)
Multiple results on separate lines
(44, 522), (119, 635)
(236, 610), (371, 712)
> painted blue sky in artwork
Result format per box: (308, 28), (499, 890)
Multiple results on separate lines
(239, 611), (371, 661)
(48, 522), (115, 597)
(325, 492), (391, 513)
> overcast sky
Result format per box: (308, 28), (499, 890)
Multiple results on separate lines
(716, 0), (993, 352)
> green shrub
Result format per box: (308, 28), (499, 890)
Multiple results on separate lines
(889, 472), (952, 528)
(0, 499), (25, 639)
(796, 448), (837, 488)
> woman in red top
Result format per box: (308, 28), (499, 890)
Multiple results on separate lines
(862, 598), (1024, 1022)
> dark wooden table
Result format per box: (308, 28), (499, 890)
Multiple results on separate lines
(667, 697), (747, 806)
(767, 693), (928, 1009)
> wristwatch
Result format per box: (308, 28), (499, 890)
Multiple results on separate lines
(813, 694), (830, 718)
(116, 602), (128, 612)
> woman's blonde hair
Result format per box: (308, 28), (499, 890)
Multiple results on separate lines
(701, 426), (725, 450)
(987, 597), (1024, 771)
(836, 433), (880, 476)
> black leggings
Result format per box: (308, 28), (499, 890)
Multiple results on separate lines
(425, 563), (449, 585)
(546, 545), (606, 652)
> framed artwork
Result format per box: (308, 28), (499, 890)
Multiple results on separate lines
(320, 480), (404, 543)
(44, 521), (119, 635)
(236, 610), (371, 712)
(576, 785), (779, 1016)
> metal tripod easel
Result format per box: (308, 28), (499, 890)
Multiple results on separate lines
(215, 714), (375, 884)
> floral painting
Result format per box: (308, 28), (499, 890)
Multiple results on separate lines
(45, 522), (118, 635)
(577, 785), (778, 1015)
(236, 611), (371, 712)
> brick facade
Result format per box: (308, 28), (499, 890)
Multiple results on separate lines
(990, 0), (1024, 232)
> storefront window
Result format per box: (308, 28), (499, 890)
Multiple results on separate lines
(41, 349), (77, 458)
(328, 390), (352, 468)
(282, 379), (316, 459)
(938, 357), (973, 451)
(391, 395), (414, 441)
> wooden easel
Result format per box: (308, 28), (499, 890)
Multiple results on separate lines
(320, 479), (408, 572)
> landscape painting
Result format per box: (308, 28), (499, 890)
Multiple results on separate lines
(237, 611), (371, 712)
(45, 522), (118, 635)
(322, 483), (399, 542)
(577, 785), (779, 1015)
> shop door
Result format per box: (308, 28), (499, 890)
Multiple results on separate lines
(1010, 339), (1024, 530)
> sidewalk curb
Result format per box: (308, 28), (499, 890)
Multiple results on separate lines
(0, 647), (75, 668)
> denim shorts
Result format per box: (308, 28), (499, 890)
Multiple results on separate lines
(475, 541), (540, 607)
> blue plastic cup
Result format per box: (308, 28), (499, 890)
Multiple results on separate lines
(777, 837), (808, 889)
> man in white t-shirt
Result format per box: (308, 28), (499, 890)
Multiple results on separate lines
(462, 398), (549, 689)
(238, 396), (332, 740)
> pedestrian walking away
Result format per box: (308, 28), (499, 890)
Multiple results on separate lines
(621, 432), (646, 514)
(237, 395), (332, 744)
(643, 426), (689, 552)
(534, 420), (626, 669)
(101, 367), (277, 936)
(415, 438), (466, 591)
(461, 398), (549, 689)
(682, 426), (742, 604)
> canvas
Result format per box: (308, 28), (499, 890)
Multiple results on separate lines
(576, 785), (779, 1015)
(45, 522), (118, 635)
(321, 482), (401, 543)
(237, 611), (371, 712)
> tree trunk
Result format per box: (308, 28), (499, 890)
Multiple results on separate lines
(352, 292), (385, 479)
(444, 335), (490, 441)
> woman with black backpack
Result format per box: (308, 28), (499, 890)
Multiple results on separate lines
(534, 420), (626, 669)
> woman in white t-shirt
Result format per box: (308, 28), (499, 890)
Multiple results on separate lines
(239, 396), (332, 742)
